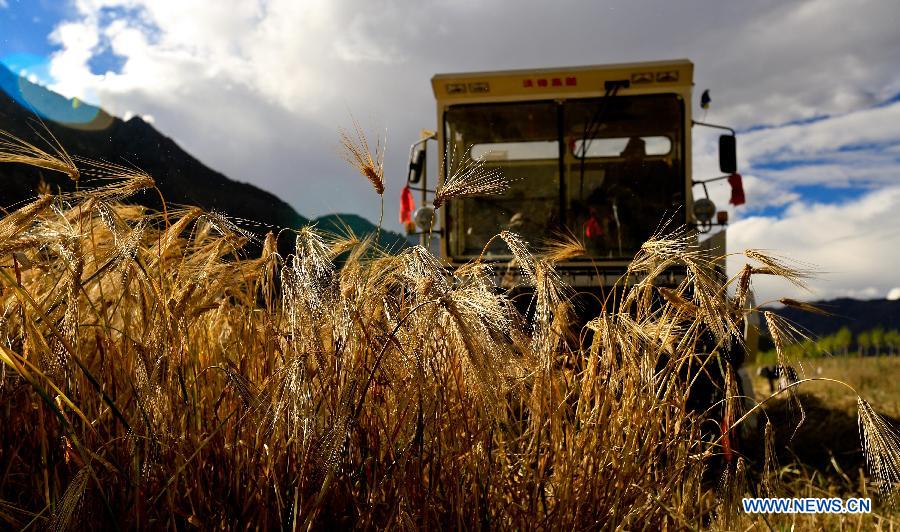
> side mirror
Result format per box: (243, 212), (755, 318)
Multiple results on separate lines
(408, 147), (426, 184)
(719, 135), (737, 174)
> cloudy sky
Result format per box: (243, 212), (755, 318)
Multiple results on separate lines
(2, 0), (900, 304)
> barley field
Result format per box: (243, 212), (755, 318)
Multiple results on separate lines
(0, 128), (898, 529)
(744, 356), (899, 525)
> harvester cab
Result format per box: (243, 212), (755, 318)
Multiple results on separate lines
(406, 60), (740, 283)
(403, 59), (755, 351)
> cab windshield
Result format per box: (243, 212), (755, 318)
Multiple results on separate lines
(443, 94), (684, 259)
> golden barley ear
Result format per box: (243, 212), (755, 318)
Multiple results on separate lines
(732, 263), (753, 310)
(716, 457), (746, 530)
(49, 466), (89, 532)
(219, 364), (261, 409)
(340, 119), (385, 196)
(778, 298), (831, 316)
(498, 230), (536, 284)
(0, 194), (56, 255)
(541, 231), (587, 264)
(744, 249), (815, 292)
(658, 286), (700, 318)
(764, 310), (809, 437)
(71, 157), (155, 201)
(432, 145), (507, 209)
(531, 258), (570, 356)
(0, 126), (79, 181)
(858, 398), (900, 506)
(713, 458), (735, 530)
(762, 419), (780, 497)
(763, 311), (810, 387)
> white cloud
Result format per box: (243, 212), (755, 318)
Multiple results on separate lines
(693, 0), (900, 128)
(739, 101), (900, 171)
(48, 18), (102, 99)
(887, 287), (900, 301)
(728, 187), (900, 304)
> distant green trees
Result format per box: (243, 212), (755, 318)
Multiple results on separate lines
(888, 329), (900, 355)
(834, 327), (852, 356)
(858, 330), (871, 357)
(757, 326), (900, 363)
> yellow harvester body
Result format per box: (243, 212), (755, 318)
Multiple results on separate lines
(427, 59), (731, 285)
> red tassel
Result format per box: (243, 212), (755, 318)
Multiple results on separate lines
(585, 208), (602, 239)
(721, 416), (733, 464)
(728, 173), (745, 206)
(400, 184), (415, 224)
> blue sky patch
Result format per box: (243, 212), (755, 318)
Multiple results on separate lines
(835, 140), (900, 153)
(739, 113), (831, 134)
(0, 1), (74, 58)
(752, 157), (833, 171)
(742, 183), (872, 219)
(792, 184), (870, 205)
(873, 92), (900, 108)
(87, 46), (127, 76)
(742, 203), (788, 218)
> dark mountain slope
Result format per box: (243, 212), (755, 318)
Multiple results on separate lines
(0, 63), (409, 250)
(765, 297), (900, 337)
(0, 61), (308, 235)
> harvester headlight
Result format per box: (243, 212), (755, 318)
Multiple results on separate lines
(414, 206), (435, 231)
(693, 198), (716, 224)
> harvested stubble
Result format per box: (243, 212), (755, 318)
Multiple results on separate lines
(0, 131), (897, 530)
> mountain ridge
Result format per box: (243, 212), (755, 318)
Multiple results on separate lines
(0, 61), (408, 250)
(763, 297), (900, 337)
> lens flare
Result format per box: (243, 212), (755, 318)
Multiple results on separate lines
(0, 53), (113, 131)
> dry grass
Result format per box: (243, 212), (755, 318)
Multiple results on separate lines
(751, 356), (900, 419)
(743, 344), (900, 527)
(0, 129), (898, 529)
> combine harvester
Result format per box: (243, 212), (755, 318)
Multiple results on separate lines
(400, 59), (758, 410)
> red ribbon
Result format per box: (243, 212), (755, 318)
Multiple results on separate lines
(728, 173), (745, 206)
(721, 416), (733, 464)
(400, 184), (415, 224)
